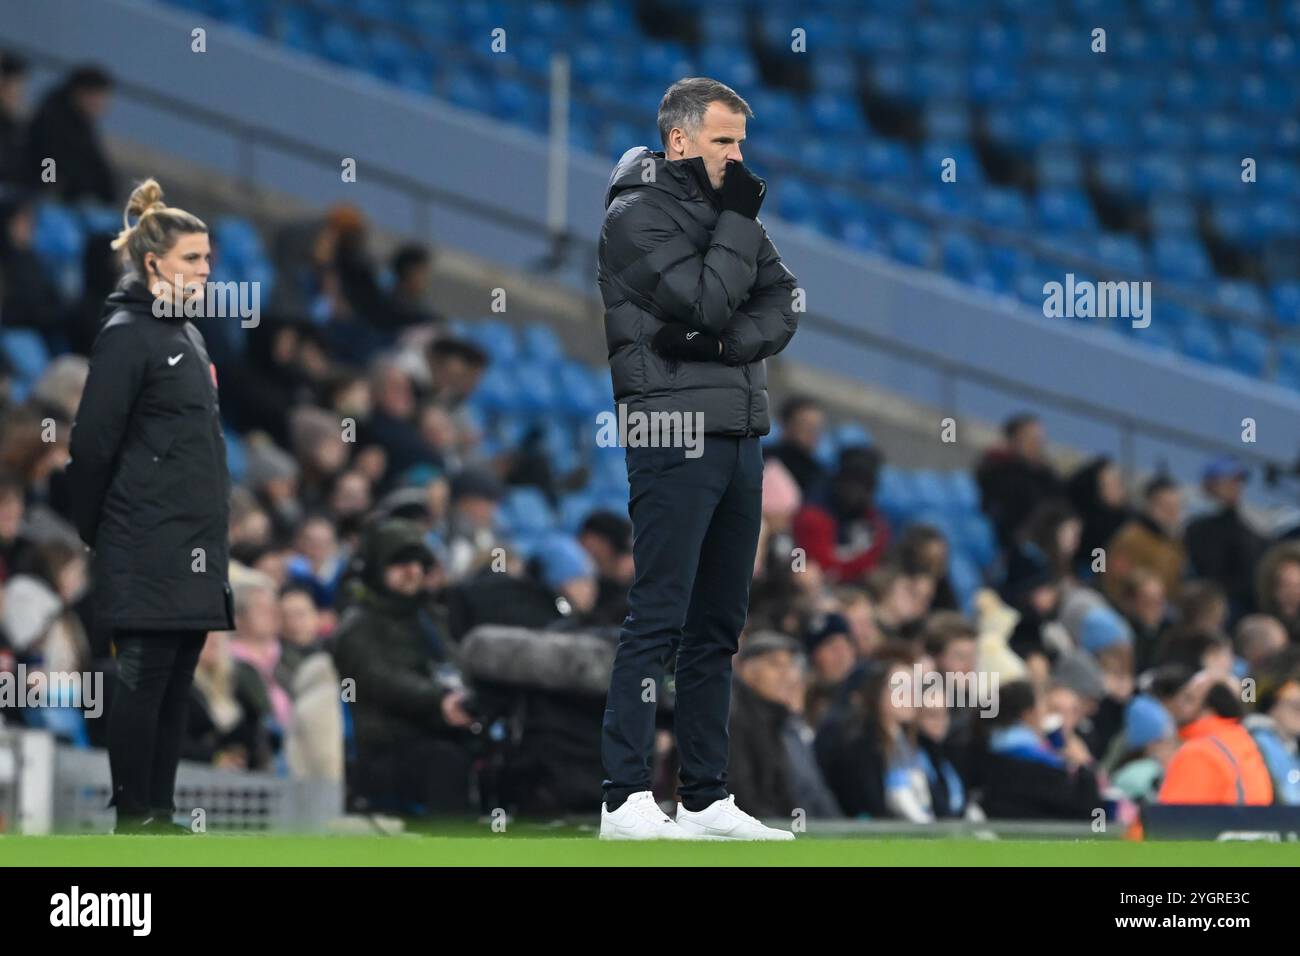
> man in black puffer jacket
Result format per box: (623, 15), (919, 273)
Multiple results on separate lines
(595, 77), (799, 840)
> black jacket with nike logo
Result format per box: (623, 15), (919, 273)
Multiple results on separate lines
(66, 276), (234, 632)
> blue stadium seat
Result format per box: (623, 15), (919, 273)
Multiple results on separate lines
(33, 204), (84, 272)
(223, 425), (247, 484)
(961, 512), (998, 572)
(25, 705), (90, 748)
(940, 232), (985, 282)
(461, 319), (518, 365)
(497, 486), (556, 535)
(947, 551), (982, 613)
(1036, 188), (1097, 234)
(1271, 282), (1300, 326)
(1180, 315), (1228, 365)
(1225, 323), (1270, 378)
(831, 422), (873, 450)
(946, 472), (981, 513)
(1094, 233), (1149, 274)
(975, 187), (1032, 231)
(1148, 195), (1198, 232)
(857, 139), (920, 182)
(1153, 236), (1215, 284)
(887, 218), (934, 268)
(0, 329), (51, 385)
(1276, 342), (1300, 389)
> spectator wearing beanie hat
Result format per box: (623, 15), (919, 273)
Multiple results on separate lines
(801, 610), (857, 728)
(1073, 603), (1136, 757)
(244, 436), (303, 541)
(1079, 603), (1135, 675)
(1108, 694), (1178, 802)
(444, 468), (504, 578)
(728, 632), (802, 819)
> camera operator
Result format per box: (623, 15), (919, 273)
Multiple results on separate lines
(331, 516), (475, 815)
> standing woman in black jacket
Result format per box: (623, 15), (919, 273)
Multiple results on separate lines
(66, 179), (233, 832)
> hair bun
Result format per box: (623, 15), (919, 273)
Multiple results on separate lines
(125, 178), (166, 220)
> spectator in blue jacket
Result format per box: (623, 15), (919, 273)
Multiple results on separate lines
(1245, 655), (1300, 805)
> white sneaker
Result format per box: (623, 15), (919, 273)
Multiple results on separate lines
(599, 791), (690, 840)
(674, 795), (796, 841)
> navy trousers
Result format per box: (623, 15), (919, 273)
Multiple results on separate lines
(601, 434), (764, 809)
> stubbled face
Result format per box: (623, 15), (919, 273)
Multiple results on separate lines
(668, 101), (746, 190)
(147, 232), (210, 307)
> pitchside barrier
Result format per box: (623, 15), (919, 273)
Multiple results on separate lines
(1142, 804), (1300, 841)
(0, 728), (343, 835)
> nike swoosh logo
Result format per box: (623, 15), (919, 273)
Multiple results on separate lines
(168, 354), (183, 366)
(685, 331), (698, 340)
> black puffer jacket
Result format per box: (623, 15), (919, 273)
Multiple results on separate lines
(598, 147), (799, 437)
(330, 519), (457, 756)
(66, 277), (233, 632)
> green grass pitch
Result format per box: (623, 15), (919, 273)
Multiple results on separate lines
(2, 833), (1297, 866)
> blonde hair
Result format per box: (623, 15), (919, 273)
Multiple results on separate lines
(110, 178), (207, 278)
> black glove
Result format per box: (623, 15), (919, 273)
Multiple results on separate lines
(718, 160), (766, 219)
(652, 322), (722, 361)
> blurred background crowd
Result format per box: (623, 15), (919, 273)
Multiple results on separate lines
(1, 37), (1299, 828)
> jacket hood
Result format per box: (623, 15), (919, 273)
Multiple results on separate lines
(101, 275), (160, 322)
(353, 517), (435, 617)
(604, 146), (718, 210)
(360, 518), (433, 582)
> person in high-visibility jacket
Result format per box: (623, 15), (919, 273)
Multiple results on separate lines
(1157, 680), (1273, 805)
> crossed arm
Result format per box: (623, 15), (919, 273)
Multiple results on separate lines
(608, 197), (800, 365)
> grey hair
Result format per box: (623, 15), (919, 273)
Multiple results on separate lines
(657, 76), (753, 148)
(231, 570), (277, 618)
